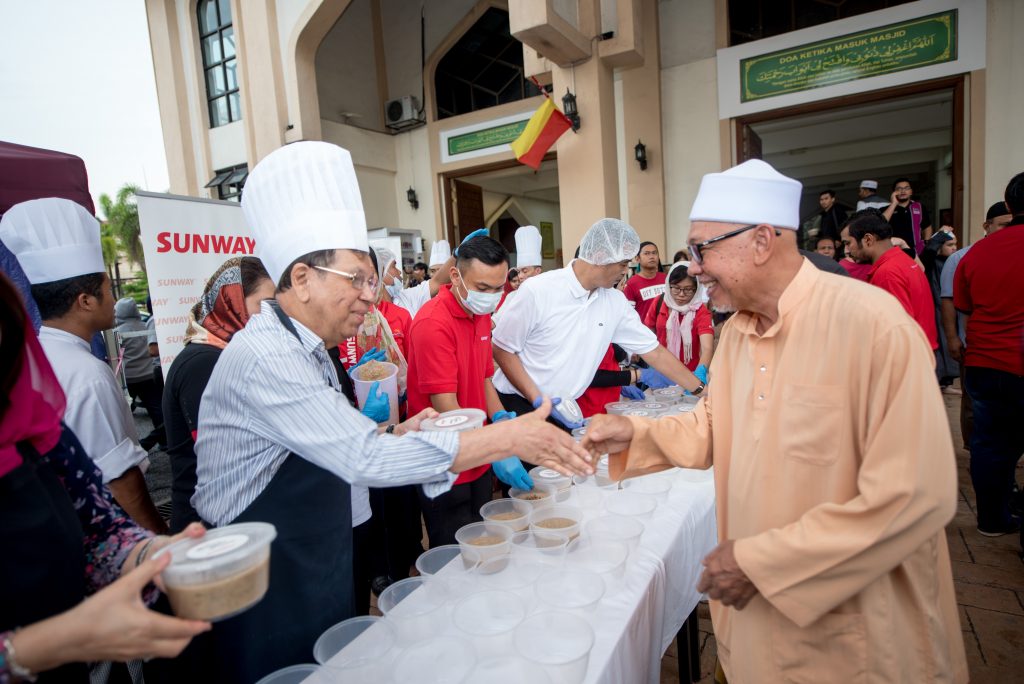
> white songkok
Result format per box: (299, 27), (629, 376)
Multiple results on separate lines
(241, 141), (369, 284)
(689, 159), (802, 230)
(860, 179), (878, 190)
(429, 239), (451, 267)
(0, 198), (105, 284)
(577, 218), (641, 265)
(514, 225), (543, 268)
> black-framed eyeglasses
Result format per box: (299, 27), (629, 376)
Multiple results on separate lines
(689, 224), (780, 264)
(669, 286), (697, 296)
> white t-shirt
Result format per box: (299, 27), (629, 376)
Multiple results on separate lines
(491, 262), (659, 401)
(394, 280), (432, 318)
(38, 327), (149, 483)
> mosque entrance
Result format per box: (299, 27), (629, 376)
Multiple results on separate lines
(735, 76), (963, 244)
(442, 154), (563, 269)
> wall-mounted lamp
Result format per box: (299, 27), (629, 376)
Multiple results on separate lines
(634, 140), (648, 171)
(407, 186), (419, 210)
(562, 88), (580, 132)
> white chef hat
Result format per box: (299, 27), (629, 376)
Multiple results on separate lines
(514, 225), (542, 268)
(860, 179), (878, 190)
(0, 198), (105, 284)
(241, 141), (368, 285)
(688, 160), (802, 231)
(429, 239), (451, 266)
(577, 218), (641, 265)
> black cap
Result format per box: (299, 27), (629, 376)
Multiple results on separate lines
(986, 201), (1009, 221)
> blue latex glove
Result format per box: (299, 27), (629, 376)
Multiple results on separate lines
(491, 410), (516, 423)
(532, 396), (585, 430)
(492, 457), (533, 490)
(360, 381), (390, 423)
(350, 347), (387, 375)
(620, 385), (645, 401)
(640, 367), (673, 390)
(454, 227), (491, 256)
(694, 364), (709, 385)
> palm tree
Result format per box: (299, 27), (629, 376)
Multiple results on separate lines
(99, 222), (119, 277)
(99, 184), (146, 274)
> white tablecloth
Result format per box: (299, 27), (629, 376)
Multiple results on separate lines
(307, 467), (717, 683)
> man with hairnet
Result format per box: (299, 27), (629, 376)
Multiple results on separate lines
(582, 161), (966, 683)
(491, 218), (705, 432)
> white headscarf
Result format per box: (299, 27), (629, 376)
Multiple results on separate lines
(662, 261), (705, 364)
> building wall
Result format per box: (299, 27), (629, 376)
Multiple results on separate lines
(315, 0), (382, 129)
(983, 0), (1024, 224)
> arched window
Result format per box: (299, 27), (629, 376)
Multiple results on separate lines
(198, 0), (240, 127)
(434, 8), (542, 120)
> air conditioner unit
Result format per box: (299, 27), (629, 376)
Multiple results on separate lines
(385, 95), (423, 131)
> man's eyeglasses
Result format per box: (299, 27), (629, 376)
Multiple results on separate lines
(669, 286), (697, 296)
(314, 266), (379, 292)
(689, 224), (780, 264)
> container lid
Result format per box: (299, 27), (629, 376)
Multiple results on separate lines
(529, 466), (572, 488)
(623, 409), (658, 417)
(570, 426), (587, 441)
(605, 401), (634, 411)
(553, 397), (583, 424)
(157, 522), (277, 586)
(421, 408), (486, 432)
(636, 401), (666, 411)
(651, 386), (683, 398)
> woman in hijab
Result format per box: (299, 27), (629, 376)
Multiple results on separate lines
(162, 257), (275, 533)
(922, 229), (960, 390)
(0, 274), (209, 681)
(643, 261), (714, 379)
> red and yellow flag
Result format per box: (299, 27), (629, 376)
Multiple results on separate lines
(510, 98), (572, 170)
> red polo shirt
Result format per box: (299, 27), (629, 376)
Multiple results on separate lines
(644, 299), (714, 372)
(868, 247), (938, 349)
(953, 222), (1024, 375)
(623, 271), (667, 323)
(407, 285), (493, 484)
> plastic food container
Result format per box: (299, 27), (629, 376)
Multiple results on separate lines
(576, 472), (619, 491)
(660, 403), (697, 416)
(376, 576), (447, 644)
(622, 475), (673, 501)
(352, 360), (398, 425)
(515, 611), (595, 684)
(468, 656), (552, 684)
(553, 396), (584, 427)
(392, 636), (477, 684)
(605, 490), (658, 519)
(453, 590), (526, 659)
(650, 386), (684, 403)
(567, 538), (629, 589)
(415, 544), (476, 600)
(604, 401), (636, 415)
(528, 466), (573, 501)
(454, 521), (512, 564)
(420, 408), (486, 433)
(635, 401), (669, 412)
(313, 615), (395, 672)
(535, 568), (606, 613)
(480, 498), (532, 533)
(622, 408), (662, 418)
(509, 483), (557, 507)
(570, 425), (588, 442)
(568, 484), (603, 509)
(473, 553), (549, 594)
(585, 515), (645, 552)
(157, 522), (277, 621)
(530, 504), (583, 542)
(510, 530), (569, 566)
(253, 664), (319, 684)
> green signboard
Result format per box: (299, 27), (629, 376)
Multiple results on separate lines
(741, 10), (957, 103)
(447, 119), (529, 156)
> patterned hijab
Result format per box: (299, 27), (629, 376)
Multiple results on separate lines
(662, 261), (706, 364)
(183, 258), (250, 349)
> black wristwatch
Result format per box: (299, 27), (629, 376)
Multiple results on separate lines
(692, 383), (706, 396)
(385, 424), (396, 434)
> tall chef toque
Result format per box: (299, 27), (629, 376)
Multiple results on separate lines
(0, 198), (105, 284)
(514, 225), (542, 268)
(241, 141), (368, 285)
(429, 239), (451, 267)
(689, 159), (802, 230)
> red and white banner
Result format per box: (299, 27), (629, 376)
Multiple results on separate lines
(136, 191), (253, 373)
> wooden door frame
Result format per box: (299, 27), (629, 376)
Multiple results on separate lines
(439, 151), (557, 244)
(734, 75), (966, 238)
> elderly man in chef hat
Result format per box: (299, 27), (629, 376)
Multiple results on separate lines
(583, 160), (967, 684)
(0, 198), (166, 533)
(513, 225), (543, 281)
(427, 239), (451, 278)
(190, 141), (593, 681)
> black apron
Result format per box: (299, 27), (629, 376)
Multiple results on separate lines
(209, 300), (354, 683)
(0, 429), (89, 683)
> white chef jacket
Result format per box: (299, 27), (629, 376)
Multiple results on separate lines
(491, 261), (659, 401)
(38, 327), (149, 483)
(394, 280), (432, 318)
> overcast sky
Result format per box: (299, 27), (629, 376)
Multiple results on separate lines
(0, 0), (169, 218)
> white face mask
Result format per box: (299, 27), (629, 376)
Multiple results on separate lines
(456, 269), (502, 315)
(385, 277), (403, 299)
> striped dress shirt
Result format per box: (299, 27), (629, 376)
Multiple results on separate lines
(193, 300), (459, 526)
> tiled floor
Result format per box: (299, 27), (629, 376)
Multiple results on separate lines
(660, 382), (1024, 683)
